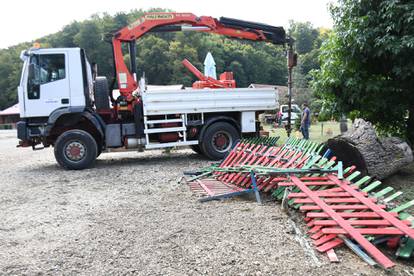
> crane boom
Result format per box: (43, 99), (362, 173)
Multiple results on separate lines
(111, 12), (288, 100)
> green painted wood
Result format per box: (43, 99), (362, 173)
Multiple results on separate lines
(316, 144), (325, 155)
(353, 176), (372, 188)
(361, 180), (382, 193)
(383, 191), (403, 203)
(397, 238), (414, 258)
(346, 171), (361, 181)
(342, 166), (353, 175)
(373, 187), (394, 198)
(391, 200), (414, 213)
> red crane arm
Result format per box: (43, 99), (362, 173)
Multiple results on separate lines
(181, 59), (208, 81)
(112, 12), (287, 97)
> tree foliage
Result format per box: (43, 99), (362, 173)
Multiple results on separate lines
(312, 0), (414, 141)
(0, 9), (297, 110)
(289, 21), (327, 110)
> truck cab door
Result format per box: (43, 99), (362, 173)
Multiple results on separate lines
(23, 52), (70, 118)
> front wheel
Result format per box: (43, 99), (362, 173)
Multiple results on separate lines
(200, 122), (240, 160)
(54, 129), (98, 170)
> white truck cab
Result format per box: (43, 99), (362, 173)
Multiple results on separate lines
(16, 47), (279, 170)
(18, 48), (92, 118)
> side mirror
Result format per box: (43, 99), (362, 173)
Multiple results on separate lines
(19, 50), (29, 61)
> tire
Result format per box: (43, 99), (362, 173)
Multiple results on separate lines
(200, 122), (240, 160)
(54, 129), (98, 170)
(94, 76), (110, 110)
(190, 145), (202, 155)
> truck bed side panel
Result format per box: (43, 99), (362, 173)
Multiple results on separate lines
(142, 88), (278, 115)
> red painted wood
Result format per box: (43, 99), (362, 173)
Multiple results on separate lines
(327, 249), (340, 262)
(279, 181), (337, 187)
(306, 212), (399, 218)
(196, 180), (215, 196)
(308, 225), (322, 234)
(310, 231), (325, 240)
(221, 144), (262, 182)
(314, 234), (337, 246)
(322, 228), (404, 235)
(300, 204), (386, 211)
(228, 145), (270, 183)
(299, 176), (329, 181)
(316, 238), (344, 252)
(291, 176), (395, 268)
(328, 175), (414, 239)
(294, 197), (377, 204)
(313, 219), (411, 226)
(321, 186), (359, 193)
(235, 145), (279, 186)
(288, 191), (367, 198)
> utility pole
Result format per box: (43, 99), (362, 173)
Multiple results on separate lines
(286, 39), (297, 137)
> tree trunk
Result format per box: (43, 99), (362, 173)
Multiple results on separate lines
(407, 104), (414, 146)
(326, 119), (413, 180)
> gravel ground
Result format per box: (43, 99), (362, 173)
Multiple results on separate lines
(0, 130), (413, 275)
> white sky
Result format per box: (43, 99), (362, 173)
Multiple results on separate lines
(0, 0), (334, 49)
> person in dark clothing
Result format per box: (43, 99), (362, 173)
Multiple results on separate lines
(300, 102), (311, 140)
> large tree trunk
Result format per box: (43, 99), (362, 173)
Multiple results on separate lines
(407, 104), (414, 146)
(326, 119), (413, 180)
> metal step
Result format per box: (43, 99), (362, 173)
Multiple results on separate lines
(144, 126), (186, 134)
(145, 140), (198, 149)
(145, 118), (183, 124)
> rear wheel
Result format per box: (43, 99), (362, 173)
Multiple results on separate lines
(201, 122), (240, 160)
(54, 129), (98, 170)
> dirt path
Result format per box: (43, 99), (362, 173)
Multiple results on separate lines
(0, 130), (412, 275)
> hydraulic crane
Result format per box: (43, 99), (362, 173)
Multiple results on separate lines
(110, 12), (290, 113)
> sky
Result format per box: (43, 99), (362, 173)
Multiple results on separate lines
(0, 0), (334, 49)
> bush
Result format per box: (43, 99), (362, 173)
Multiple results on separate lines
(294, 115), (302, 130)
(317, 111), (331, 122)
(348, 110), (360, 122)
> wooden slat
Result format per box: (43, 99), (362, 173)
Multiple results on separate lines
(329, 175), (414, 239)
(291, 176), (395, 268)
(300, 204), (386, 211)
(322, 228), (404, 235)
(313, 219), (411, 226)
(306, 211), (399, 218)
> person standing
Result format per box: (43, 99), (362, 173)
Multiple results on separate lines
(301, 102), (311, 140)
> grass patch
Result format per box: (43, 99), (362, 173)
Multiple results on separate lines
(264, 120), (345, 144)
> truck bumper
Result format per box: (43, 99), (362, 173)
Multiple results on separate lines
(16, 120), (44, 148)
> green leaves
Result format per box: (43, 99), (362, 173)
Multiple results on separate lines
(312, 0), (414, 142)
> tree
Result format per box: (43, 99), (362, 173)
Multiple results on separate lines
(312, 0), (414, 142)
(137, 36), (171, 84)
(74, 21), (102, 63)
(289, 21), (320, 55)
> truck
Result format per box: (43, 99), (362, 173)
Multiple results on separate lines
(16, 12), (292, 170)
(280, 104), (302, 125)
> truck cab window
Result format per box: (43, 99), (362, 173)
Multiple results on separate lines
(28, 54), (65, 99)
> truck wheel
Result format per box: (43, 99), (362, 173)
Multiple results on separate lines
(54, 129), (98, 170)
(201, 122), (240, 160)
(94, 76), (110, 110)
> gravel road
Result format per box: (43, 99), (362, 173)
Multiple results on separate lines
(0, 130), (413, 275)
